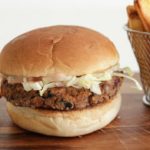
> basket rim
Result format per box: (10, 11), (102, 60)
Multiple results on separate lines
(124, 25), (150, 35)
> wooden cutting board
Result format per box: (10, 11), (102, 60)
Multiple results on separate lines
(0, 74), (150, 150)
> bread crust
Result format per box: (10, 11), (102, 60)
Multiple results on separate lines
(0, 25), (119, 77)
(7, 94), (121, 137)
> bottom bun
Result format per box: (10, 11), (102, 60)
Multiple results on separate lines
(7, 93), (121, 137)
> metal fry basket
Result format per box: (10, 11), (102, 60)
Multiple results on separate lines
(125, 26), (150, 106)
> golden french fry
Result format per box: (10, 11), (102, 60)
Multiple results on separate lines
(134, 0), (150, 32)
(127, 5), (145, 31)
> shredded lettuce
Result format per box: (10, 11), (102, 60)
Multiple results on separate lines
(39, 82), (64, 96)
(65, 73), (112, 94)
(113, 72), (142, 90)
(39, 83), (56, 96)
(66, 76), (77, 87)
(90, 82), (101, 95)
(21, 66), (142, 96)
(118, 67), (134, 76)
(22, 81), (43, 91)
(22, 72), (113, 96)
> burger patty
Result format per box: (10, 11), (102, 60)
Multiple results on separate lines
(1, 76), (123, 110)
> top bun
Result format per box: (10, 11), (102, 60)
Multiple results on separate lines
(0, 25), (119, 77)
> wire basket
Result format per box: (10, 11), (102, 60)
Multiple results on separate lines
(125, 26), (150, 106)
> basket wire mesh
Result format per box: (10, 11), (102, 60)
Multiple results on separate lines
(125, 26), (150, 106)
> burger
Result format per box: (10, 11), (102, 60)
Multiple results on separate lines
(0, 25), (136, 137)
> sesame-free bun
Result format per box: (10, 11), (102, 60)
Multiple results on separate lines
(7, 94), (121, 137)
(0, 25), (119, 77)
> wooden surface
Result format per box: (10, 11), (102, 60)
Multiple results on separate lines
(0, 73), (150, 150)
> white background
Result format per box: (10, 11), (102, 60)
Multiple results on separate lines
(0, 0), (139, 71)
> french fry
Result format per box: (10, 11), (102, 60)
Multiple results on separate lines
(127, 5), (145, 31)
(134, 0), (150, 32)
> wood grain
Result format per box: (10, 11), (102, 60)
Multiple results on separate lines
(0, 73), (150, 150)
